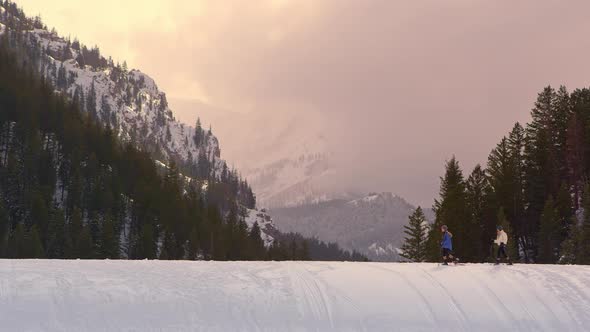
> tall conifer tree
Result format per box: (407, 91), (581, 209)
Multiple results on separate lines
(400, 207), (427, 262)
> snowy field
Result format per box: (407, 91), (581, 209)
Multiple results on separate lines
(0, 260), (589, 331)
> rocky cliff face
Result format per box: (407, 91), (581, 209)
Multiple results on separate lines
(22, 28), (225, 181)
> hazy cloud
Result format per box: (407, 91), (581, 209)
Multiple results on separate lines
(16, 0), (590, 205)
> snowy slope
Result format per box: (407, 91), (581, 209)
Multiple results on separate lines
(9, 25), (225, 180)
(0, 4), (217, 172)
(1, 260), (589, 331)
(0, 5), (275, 245)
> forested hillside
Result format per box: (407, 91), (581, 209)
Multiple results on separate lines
(417, 86), (590, 264)
(0, 0), (255, 212)
(0, 38), (293, 259)
(0, 1), (366, 262)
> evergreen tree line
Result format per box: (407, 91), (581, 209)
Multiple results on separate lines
(275, 232), (368, 262)
(401, 86), (590, 264)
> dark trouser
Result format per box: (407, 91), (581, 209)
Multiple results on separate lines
(442, 248), (453, 262)
(497, 243), (509, 262)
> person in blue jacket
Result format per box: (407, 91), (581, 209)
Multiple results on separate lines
(440, 225), (455, 265)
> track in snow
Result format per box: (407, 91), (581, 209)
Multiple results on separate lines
(0, 260), (589, 331)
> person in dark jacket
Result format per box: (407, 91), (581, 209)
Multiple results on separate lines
(440, 225), (455, 265)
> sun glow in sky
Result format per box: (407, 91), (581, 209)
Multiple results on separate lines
(17, 0), (319, 103)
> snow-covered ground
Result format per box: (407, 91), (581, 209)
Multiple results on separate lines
(1, 260), (589, 331)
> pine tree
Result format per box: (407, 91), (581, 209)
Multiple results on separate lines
(86, 80), (97, 119)
(565, 112), (585, 210)
(537, 197), (559, 263)
(507, 123), (527, 253)
(524, 87), (559, 257)
(88, 213), (100, 255)
(427, 157), (470, 260)
(400, 207), (427, 262)
(524, 127), (552, 257)
(29, 191), (49, 235)
(465, 165), (489, 261)
(299, 240), (310, 260)
(100, 215), (118, 258)
(159, 231), (172, 260)
(68, 207), (83, 257)
(57, 62), (66, 89)
(27, 225), (45, 258)
(194, 118), (203, 147)
(552, 86), (572, 182)
(75, 226), (94, 259)
(554, 182), (573, 247)
(0, 199), (8, 254)
(487, 137), (520, 242)
(136, 225), (156, 259)
(577, 185), (590, 264)
(289, 239), (298, 260)
(560, 221), (580, 264)
(187, 226), (200, 260)
(46, 209), (67, 258)
(248, 222), (265, 259)
(528, 86), (557, 138)
(10, 224), (27, 258)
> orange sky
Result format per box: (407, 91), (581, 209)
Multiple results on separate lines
(16, 0), (320, 104)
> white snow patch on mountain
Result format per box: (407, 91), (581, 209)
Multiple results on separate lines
(1, 260), (589, 331)
(23, 28), (226, 181)
(244, 209), (275, 247)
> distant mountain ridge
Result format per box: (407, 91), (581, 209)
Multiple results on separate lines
(270, 192), (433, 261)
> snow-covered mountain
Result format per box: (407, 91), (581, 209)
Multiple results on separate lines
(27, 28), (223, 178)
(270, 192), (432, 261)
(171, 99), (433, 259)
(0, 4), (269, 240)
(3, 260), (589, 331)
(2, 3), (425, 255)
(243, 137), (335, 208)
(171, 98), (340, 208)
